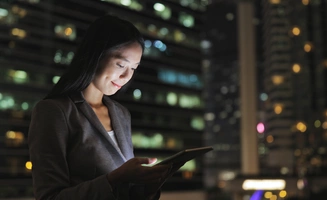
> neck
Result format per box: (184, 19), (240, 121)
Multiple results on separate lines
(82, 83), (104, 107)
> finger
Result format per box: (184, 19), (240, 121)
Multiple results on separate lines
(136, 157), (157, 165)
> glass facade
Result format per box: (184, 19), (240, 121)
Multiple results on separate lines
(0, 0), (207, 198)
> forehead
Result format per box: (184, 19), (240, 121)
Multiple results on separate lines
(107, 42), (142, 60)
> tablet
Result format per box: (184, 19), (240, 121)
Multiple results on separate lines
(155, 146), (213, 165)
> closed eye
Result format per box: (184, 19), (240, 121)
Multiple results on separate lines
(117, 63), (125, 68)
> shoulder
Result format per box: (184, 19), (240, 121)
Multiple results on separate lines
(33, 96), (74, 116)
(35, 96), (72, 109)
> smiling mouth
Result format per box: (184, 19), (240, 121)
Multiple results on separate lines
(112, 82), (122, 88)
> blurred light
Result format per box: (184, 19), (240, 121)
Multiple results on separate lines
(322, 60), (327, 68)
(267, 135), (274, 143)
(314, 120), (321, 128)
(296, 122), (307, 132)
(166, 92), (177, 105)
(218, 181), (226, 188)
(21, 102), (29, 110)
(0, 8), (8, 17)
(219, 171), (236, 180)
(0, 93), (2, 100)
(11, 28), (26, 39)
(280, 167), (289, 175)
(322, 122), (327, 129)
(6, 131), (16, 139)
(226, 13), (234, 21)
(52, 76), (60, 84)
(292, 63), (301, 73)
(260, 93), (268, 101)
(302, 0), (310, 5)
(264, 192), (272, 199)
(25, 161), (32, 170)
(294, 149), (301, 156)
(200, 40), (211, 49)
(204, 112), (215, 121)
(292, 27), (301, 36)
(182, 171), (193, 179)
(271, 75), (284, 85)
(304, 42), (313, 52)
(269, 0), (280, 4)
(133, 89), (142, 100)
(242, 179), (286, 190)
(120, 0), (131, 6)
(270, 195), (277, 200)
(144, 40), (152, 48)
(274, 104), (283, 114)
(297, 179), (306, 190)
(257, 123), (265, 133)
(191, 116), (204, 130)
(154, 40), (163, 48)
(154, 3), (165, 12)
(64, 27), (73, 36)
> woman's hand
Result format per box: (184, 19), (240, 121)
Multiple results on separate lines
(107, 157), (171, 185)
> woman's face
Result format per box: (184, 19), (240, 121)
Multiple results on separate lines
(92, 42), (143, 96)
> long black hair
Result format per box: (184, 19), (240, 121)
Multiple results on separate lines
(45, 15), (144, 99)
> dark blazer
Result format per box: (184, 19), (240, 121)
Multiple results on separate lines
(28, 92), (150, 200)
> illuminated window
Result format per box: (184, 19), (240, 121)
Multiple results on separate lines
(12, 5), (27, 18)
(260, 93), (268, 101)
(292, 63), (301, 73)
(8, 69), (28, 84)
(158, 69), (203, 89)
(0, 8), (8, 18)
(304, 42), (313, 52)
(296, 122), (307, 132)
(302, 0), (310, 5)
(179, 12), (194, 28)
(52, 76), (60, 84)
(274, 104), (283, 114)
(292, 26), (301, 36)
(25, 161), (32, 170)
(11, 28), (26, 39)
(191, 116), (204, 130)
(54, 24), (76, 41)
(54, 50), (74, 65)
(271, 75), (284, 85)
(133, 89), (142, 100)
(101, 0), (143, 11)
(153, 3), (171, 20)
(226, 13), (234, 21)
(266, 135), (274, 143)
(167, 92), (178, 106)
(269, 0), (280, 4)
(21, 102), (29, 110)
(174, 29), (186, 42)
(5, 130), (25, 147)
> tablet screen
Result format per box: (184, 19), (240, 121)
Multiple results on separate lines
(155, 146), (213, 165)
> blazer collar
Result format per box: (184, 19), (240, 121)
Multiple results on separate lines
(70, 92), (131, 162)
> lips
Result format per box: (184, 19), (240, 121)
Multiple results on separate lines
(111, 81), (122, 89)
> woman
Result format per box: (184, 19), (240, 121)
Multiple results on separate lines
(28, 15), (177, 200)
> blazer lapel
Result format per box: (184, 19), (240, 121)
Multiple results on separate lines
(103, 96), (133, 161)
(69, 92), (127, 162)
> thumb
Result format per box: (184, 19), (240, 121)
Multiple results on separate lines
(138, 157), (157, 164)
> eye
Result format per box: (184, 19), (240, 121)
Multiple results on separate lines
(117, 63), (125, 68)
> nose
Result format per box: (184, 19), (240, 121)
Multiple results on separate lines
(120, 67), (133, 80)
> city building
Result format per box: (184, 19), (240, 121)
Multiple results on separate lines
(204, 0), (327, 199)
(0, 0), (207, 198)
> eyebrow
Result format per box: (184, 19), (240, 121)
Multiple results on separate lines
(112, 54), (140, 65)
